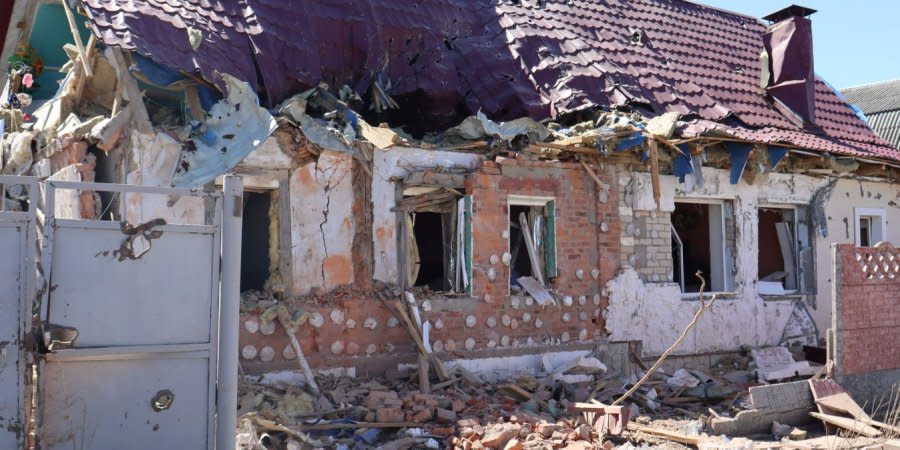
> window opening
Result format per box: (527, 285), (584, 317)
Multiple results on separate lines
(671, 201), (732, 292)
(508, 199), (556, 288)
(240, 191), (271, 292)
(400, 187), (466, 293)
(758, 207), (798, 294)
(854, 208), (885, 247)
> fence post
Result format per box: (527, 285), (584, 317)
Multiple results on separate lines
(217, 175), (243, 449)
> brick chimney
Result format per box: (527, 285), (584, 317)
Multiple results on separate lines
(762, 5), (817, 126)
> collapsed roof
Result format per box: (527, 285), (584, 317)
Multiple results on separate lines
(80, 0), (899, 162)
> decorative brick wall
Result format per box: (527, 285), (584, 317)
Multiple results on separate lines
(832, 243), (900, 378)
(239, 158), (623, 375)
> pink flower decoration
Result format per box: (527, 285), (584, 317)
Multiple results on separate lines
(22, 73), (33, 89)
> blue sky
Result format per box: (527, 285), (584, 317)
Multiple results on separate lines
(698, 1), (900, 89)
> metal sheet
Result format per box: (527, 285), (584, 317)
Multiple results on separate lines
(40, 356), (210, 450)
(47, 226), (215, 347)
(0, 223), (23, 449)
(39, 181), (225, 450)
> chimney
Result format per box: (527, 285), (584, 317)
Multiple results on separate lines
(761, 5), (817, 125)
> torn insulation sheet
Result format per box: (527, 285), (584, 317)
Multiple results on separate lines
(170, 74), (277, 187)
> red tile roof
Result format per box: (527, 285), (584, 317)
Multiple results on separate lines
(79, 0), (900, 162)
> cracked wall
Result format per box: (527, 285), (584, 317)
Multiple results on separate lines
(371, 148), (483, 285)
(290, 150), (355, 295)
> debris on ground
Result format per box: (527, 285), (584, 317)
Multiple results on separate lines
(234, 350), (897, 449)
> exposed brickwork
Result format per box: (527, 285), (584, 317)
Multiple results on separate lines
(239, 158), (622, 374)
(833, 243), (900, 377)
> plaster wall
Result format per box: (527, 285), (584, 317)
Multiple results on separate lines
(289, 150), (356, 295)
(606, 168), (831, 356)
(370, 147), (482, 284)
(812, 178), (900, 330)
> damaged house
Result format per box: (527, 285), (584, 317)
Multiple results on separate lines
(2, 0), (900, 448)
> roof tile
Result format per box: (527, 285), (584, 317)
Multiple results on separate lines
(80, 0), (897, 160)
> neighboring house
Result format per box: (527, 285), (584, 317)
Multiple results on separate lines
(2, 0), (899, 406)
(841, 79), (900, 150)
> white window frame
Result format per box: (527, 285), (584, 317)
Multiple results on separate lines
(507, 195), (556, 293)
(673, 198), (734, 296)
(854, 207), (886, 247)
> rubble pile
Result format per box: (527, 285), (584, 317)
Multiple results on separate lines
(233, 345), (899, 450)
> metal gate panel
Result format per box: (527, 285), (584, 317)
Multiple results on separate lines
(40, 354), (210, 449)
(47, 222), (216, 347)
(38, 181), (227, 450)
(0, 176), (38, 449)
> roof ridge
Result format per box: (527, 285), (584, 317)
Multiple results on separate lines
(675, 0), (763, 23)
(840, 78), (900, 92)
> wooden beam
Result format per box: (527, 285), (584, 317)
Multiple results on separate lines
(60, 0), (93, 77)
(649, 140), (661, 210)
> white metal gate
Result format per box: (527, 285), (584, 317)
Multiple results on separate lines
(0, 176), (38, 449)
(36, 179), (242, 450)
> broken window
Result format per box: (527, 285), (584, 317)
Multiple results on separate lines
(757, 207), (799, 295)
(671, 201), (734, 293)
(240, 191), (272, 292)
(508, 196), (557, 288)
(854, 208), (885, 247)
(398, 187), (470, 293)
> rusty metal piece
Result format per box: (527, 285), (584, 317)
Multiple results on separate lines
(568, 402), (631, 436)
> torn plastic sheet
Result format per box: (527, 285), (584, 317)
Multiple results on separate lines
(476, 110), (549, 143)
(170, 74), (277, 188)
(614, 131), (645, 152)
(132, 54), (222, 111)
(725, 142), (752, 184)
(768, 146), (788, 169)
(277, 91), (357, 154)
(673, 143), (693, 182)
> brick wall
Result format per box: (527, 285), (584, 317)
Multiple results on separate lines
(239, 158), (623, 374)
(832, 243), (900, 377)
(630, 210), (673, 282)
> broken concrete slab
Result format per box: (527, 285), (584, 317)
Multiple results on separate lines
(709, 379), (814, 436)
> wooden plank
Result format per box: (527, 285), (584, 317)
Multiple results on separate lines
(649, 141), (661, 210)
(809, 378), (849, 435)
(517, 276), (555, 306)
(627, 423), (699, 446)
(463, 195), (472, 293)
(816, 393), (871, 422)
(809, 412), (882, 438)
(518, 212), (545, 285)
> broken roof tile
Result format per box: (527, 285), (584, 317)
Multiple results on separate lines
(79, 0), (897, 161)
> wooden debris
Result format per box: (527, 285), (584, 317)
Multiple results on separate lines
(809, 412), (882, 438)
(612, 271), (717, 406)
(648, 140), (661, 210)
(276, 306), (319, 395)
(627, 423), (699, 446)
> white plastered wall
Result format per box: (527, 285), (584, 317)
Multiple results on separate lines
(288, 149), (356, 295)
(606, 168), (834, 356)
(811, 177), (900, 330)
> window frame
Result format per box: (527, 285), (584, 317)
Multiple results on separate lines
(757, 204), (802, 295)
(397, 185), (470, 294)
(672, 198), (734, 296)
(507, 195), (557, 292)
(854, 207), (886, 247)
